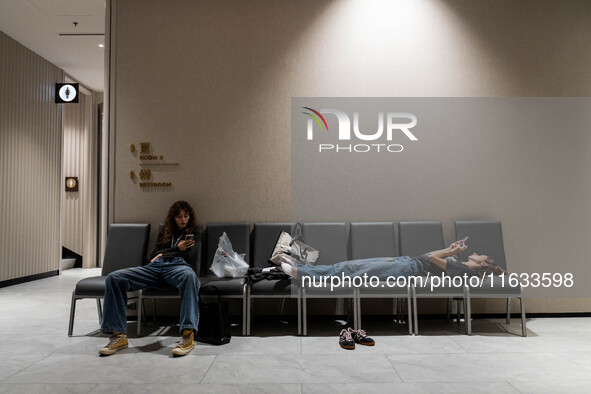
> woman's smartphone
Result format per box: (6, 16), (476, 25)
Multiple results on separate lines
(185, 234), (195, 242)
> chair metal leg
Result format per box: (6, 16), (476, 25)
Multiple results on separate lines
(297, 288), (302, 336)
(354, 289), (360, 330)
(302, 288), (308, 336)
(412, 287), (418, 335)
(152, 299), (157, 324)
(464, 288), (472, 335)
(247, 295), (252, 337)
(242, 285), (248, 336)
(456, 299), (461, 322)
(68, 293), (77, 336)
(244, 289), (249, 337)
(506, 297), (511, 324)
(358, 294), (362, 330)
(520, 297), (527, 337)
(407, 286), (413, 335)
(96, 299), (103, 324)
(446, 298), (452, 322)
(136, 292), (143, 336)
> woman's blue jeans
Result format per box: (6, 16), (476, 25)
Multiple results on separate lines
(295, 256), (422, 280)
(100, 257), (200, 334)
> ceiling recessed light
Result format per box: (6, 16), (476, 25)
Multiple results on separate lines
(98, 44), (104, 48)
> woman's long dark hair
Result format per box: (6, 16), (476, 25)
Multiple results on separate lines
(160, 200), (197, 244)
(474, 257), (508, 278)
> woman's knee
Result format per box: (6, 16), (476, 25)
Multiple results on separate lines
(179, 269), (200, 287)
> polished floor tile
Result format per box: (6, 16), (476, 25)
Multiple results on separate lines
(0, 383), (95, 394)
(301, 382), (519, 393)
(509, 380), (591, 393)
(87, 383), (301, 394)
(4, 354), (216, 384)
(387, 352), (590, 383)
(202, 353), (402, 384)
(1, 268), (591, 393)
(0, 356), (48, 381)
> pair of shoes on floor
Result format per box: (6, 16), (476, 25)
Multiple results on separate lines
(339, 327), (375, 350)
(98, 329), (195, 356)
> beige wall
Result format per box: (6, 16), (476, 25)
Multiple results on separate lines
(109, 0), (591, 313)
(0, 32), (63, 282)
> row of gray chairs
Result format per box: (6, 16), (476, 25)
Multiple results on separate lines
(69, 220), (525, 337)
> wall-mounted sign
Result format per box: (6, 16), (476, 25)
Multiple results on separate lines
(56, 83), (79, 103)
(65, 177), (78, 192)
(131, 141), (178, 189)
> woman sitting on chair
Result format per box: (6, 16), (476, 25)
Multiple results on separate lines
(99, 200), (201, 356)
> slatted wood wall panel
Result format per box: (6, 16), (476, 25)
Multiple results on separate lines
(62, 94), (85, 256)
(0, 32), (63, 281)
(62, 91), (97, 268)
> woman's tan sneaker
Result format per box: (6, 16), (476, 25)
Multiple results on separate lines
(98, 333), (128, 355)
(171, 329), (195, 356)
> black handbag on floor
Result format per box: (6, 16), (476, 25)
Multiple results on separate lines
(197, 294), (231, 345)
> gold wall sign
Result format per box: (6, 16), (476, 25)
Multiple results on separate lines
(139, 182), (172, 188)
(131, 141), (177, 189)
(139, 169), (151, 180)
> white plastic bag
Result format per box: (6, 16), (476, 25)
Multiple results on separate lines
(210, 232), (249, 278)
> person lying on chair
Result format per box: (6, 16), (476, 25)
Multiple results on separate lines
(278, 240), (506, 281)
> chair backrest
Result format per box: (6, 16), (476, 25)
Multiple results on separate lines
(301, 222), (347, 265)
(155, 223), (203, 274)
(204, 222), (250, 275)
(350, 222), (396, 260)
(399, 221), (445, 257)
(455, 220), (508, 271)
(101, 223), (151, 276)
(252, 222), (295, 268)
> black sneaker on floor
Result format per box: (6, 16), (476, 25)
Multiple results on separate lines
(339, 328), (355, 350)
(348, 327), (375, 346)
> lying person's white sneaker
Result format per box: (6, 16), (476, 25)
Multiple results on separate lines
(280, 262), (297, 278)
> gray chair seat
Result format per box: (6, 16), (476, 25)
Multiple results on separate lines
(350, 222), (412, 334)
(68, 223), (151, 336)
(399, 221), (470, 335)
(468, 275), (522, 296)
(250, 279), (295, 295)
(249, 223), (300, 335)
(199, 275), (246, 295)
(456, 220), (526, 336)
(74, 276), (108, 297)
(413, 276), (467, 296)
(300, 222), (353, 335)
(198, 222), (250, 336)
(357, 281), (410, 296)
(301, 282), (355, 296)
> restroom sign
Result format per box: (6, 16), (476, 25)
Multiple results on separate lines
(55, 83), (79, 103)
